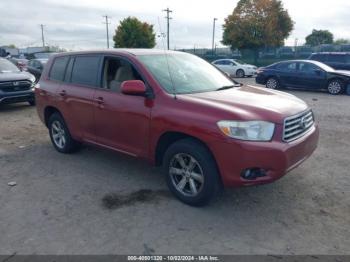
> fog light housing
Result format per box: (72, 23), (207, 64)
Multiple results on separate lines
(241, 168), (267, 180)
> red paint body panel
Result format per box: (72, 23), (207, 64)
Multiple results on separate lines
(35, 49), (319, 188)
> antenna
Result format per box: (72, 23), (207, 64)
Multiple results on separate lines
(157, 16), (177, 99)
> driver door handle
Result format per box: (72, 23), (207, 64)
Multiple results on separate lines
(95, 97), (104, 104)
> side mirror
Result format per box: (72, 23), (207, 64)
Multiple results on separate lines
(121, 80), (147, 96)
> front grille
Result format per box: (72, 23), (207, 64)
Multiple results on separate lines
(283, 110), (314, 142)
(0, 80), (32, 92)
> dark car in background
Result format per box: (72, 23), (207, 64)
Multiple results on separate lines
(27, 59), (48, 81)
(256, 60), (350, 95)
(308, 52), (350, 70)
(0, 58), (36, 106)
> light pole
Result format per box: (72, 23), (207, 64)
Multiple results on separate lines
(212, 18), (217, 56)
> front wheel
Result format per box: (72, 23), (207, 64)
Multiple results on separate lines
(48, 113), (80, 154)
(327, 79), (344, 95)
(163, 139), (221, 206)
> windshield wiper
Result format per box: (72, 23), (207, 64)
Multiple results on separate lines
(216, 85), (238, 91)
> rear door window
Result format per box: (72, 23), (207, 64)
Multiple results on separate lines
(71, 56), (101, 87)
(49, 56), (69, 81)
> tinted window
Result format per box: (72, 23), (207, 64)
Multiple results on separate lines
(299, 62), (319, 72)
(49, 56), (69, 81)
(214, 61), (225, 65)
(277, 62), (297, 71)
(328, 54), (346, 63)
(71, 56), (100, 86)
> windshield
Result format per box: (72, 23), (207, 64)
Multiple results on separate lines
(138, 53), (235, 94)
(312, 61), (335, 72)
(0, 59), (20, 73)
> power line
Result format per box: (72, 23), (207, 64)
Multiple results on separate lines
(40, 24), (45, 47)
(162, 8), (173, 50)
(102, 15), (111, 48)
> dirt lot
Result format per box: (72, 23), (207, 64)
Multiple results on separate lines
(0, 78), (349, 255)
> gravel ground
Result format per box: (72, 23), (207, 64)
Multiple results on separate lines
(0, 78), (349, 255)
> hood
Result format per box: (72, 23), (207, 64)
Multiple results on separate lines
(182, 85), (308, 124)
(333, 70), (350, 77)
(0, 71), (35, 82)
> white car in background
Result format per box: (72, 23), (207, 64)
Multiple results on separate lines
(212, 59), (257, 78)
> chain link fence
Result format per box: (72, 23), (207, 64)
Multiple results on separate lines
(178, 44), (350, 66)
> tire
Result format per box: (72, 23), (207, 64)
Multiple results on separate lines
(48, 113), (80, 154)
(236, 69), (245, 78)
(266, 77), (280, 89)
(162, 138), (221, 207)
(327, 79), (344, 95)
(28, 100), (36, 106)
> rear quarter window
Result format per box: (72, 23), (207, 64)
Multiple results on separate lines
(49, 56), (69, 81)
(71, 56), (101, 87)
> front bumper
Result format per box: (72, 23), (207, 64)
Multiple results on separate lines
(0, 90), (35, 104)
(209, 124), (319, 187)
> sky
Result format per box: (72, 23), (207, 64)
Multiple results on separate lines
(0, 0), (349, 50)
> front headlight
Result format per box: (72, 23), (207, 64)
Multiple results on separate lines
(217, 120), (275, 141)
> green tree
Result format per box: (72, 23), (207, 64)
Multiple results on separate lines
(113, 17), (156, 48)
(305, 29), (334, 46)
(222, 0), (294, 63)
(334, 38), (350, 45)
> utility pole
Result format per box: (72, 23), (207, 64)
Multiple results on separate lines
(40, 24), (45, 47)
(212, 18), (217, 56)
(163, 8), (173, 50)
(294, 38), (298, 57)
(102, 15), (111, 48)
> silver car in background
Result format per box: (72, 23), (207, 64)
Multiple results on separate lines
(212, 59), (257, 78)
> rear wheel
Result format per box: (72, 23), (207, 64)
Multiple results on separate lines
(266, 77), (280, 89)
(327, 79), (344, 95)
(48, 113), (80, 153)
(236, 69), (245, 78)
(163, 138), (221, 206)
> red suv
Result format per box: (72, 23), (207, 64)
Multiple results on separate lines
(35, 50), (319, 206)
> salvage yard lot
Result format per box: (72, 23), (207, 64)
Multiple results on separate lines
(0, 78), (349, 255)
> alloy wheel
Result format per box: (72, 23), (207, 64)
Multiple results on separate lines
(51, 120), (66, 149)
(266, 78), (278, 89)
(169, 153), (204, 197)
(328, 81), (341, 94)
